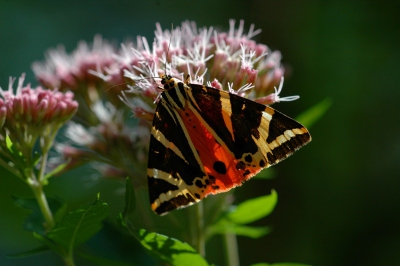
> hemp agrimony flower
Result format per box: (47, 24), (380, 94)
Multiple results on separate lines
(114, 19), (297, 117)
(0, 73), (78, 232)
(32, 19), (299, 187)
(0, 74), (78, 178)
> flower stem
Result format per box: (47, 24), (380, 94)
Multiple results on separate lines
(29, 179), (55, 229)
(62, 254), (75, 266)
(193, 201), (205, 257)
(223, 231), (240, 266)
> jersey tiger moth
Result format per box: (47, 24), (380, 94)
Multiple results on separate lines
(148, 75), (311, 215)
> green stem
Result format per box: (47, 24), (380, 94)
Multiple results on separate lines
(62, 254), (75, 266)
(29, 179), (55, 229)
(193, 201), (205, 257)
(37, 150), (49, 183)
(38, 128), (58, 183)
(223, 231), (240, 266)
(26, 131), (57, 229)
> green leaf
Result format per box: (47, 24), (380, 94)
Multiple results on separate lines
(6, 135), (25, 159)
(121, 177), (136, 225)
(43, 159), (70, 180)
(54, 202), (68, 224)
(33, 231), (66, 256)
(136, 228), (209, 266)
(251, 263), (312, 266)
(210, 222), (271, 239)
(117, 180), (207, 265)
(77, 252), (135, 266)
(296, 98), (332, 128)
(46, 194), (109, 253)
(7, 245), (49, 258)
(254, 168), (276, 179)
(5, 134), (15, 153)
(5, 135), (26, 165)
(32, 151), (41, 167)
(13, 196), (63, 235)
(228, 190), (278, 224)
(231, 225), (270, 238)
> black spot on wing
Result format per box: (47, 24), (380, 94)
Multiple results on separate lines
(195, 180), (204, 188)
(213, 161), (227, 174)
(245, 154), (252, 163)
(236, 161), (246, 170)
(209, 175), (216, 184)
(243, 170), (251, 177)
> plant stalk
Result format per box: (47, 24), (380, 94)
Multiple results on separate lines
(224, 230), (240, 266)
(29, 179), (55, 229)
(193, 201), (205, 257)
(62, 254), (75, 266)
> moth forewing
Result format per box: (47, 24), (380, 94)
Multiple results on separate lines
(147, 75), (311, 215)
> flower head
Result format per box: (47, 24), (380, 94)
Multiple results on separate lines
(0, 74), (78, 176)
(32, 36), (126, 125)
(255, 77), (300, 105)
(32, 35), (116, 91)
(99, 19), (298, 113)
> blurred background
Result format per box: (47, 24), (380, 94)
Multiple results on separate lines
(0, 0), (399, 265)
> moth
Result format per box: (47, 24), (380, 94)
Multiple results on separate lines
(148, 75), (311, 215)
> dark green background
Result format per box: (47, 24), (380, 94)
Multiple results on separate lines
(1, 0), (399, 265)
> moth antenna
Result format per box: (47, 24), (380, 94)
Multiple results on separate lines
(184, 74), (190, 84)
(105, 82), (129, 92)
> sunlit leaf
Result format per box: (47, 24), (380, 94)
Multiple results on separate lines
(118, 179), (207, 265)
(228, 190), (278, 224)
(296, 98), (332, 128)
(5, 134), (16, 153)
(251, 263), (311, 266)
(210, 222), (271, 239)
(5, 135), (25, 165)
(136, 228), (209, 266)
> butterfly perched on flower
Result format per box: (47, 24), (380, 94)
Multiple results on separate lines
(147, 74), (311, 215)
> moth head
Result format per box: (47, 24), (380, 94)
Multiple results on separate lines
(160, 74), (176, 91)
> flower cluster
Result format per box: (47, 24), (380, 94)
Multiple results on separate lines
(32, 20), (298, 184)
(86, 20), (298, 121)
(32, 36), (149, 181)
(116, 20), (295, 108)
(32, 35), (115, 91)
(0, 74), (78, 178)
